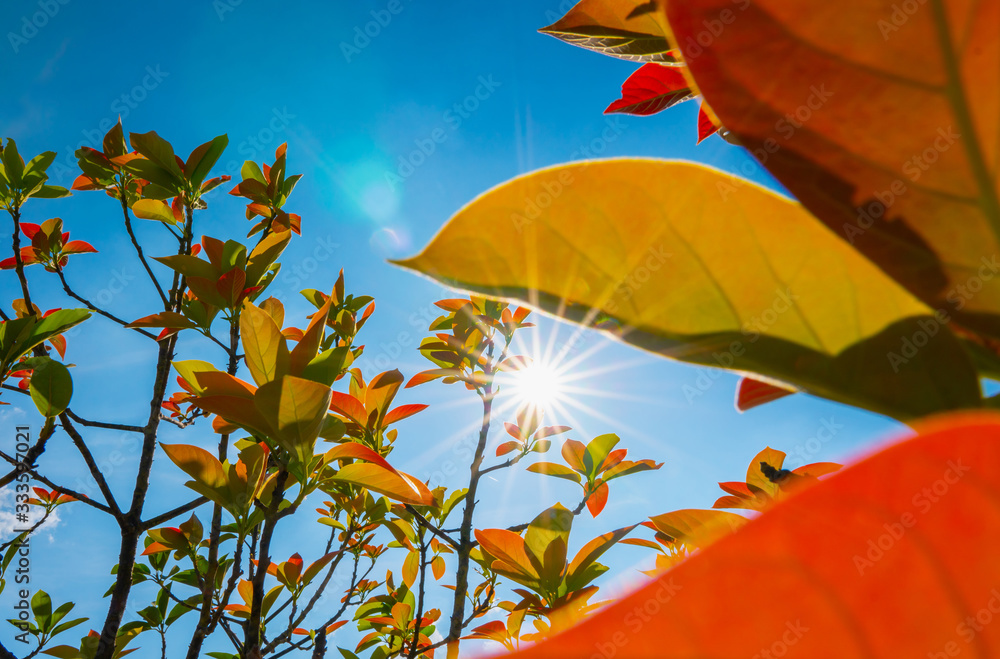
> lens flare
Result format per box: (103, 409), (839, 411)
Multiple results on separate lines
(507, 361), (566, 411)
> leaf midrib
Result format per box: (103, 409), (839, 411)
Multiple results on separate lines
(931, 0), (1000, 243)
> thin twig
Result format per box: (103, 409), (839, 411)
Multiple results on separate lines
(64, 409), (144, 433)
(54, 267), (157, 339)
(405, 504), (460, 550)
(0, 450), (113, 515)
(119, 193), (168, 307)
(59, 413), (123, 518)
(141, 497), (209, 531)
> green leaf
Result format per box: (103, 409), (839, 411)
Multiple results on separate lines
(31, 590), (52, 632)
(24, 357), (73, 417)
(584, 434), (619, 476)
(524, 504), (573, 588)
(2, 139), (24, 187)
(153, 254), (218, 280)
(526, 462), (582, 484)
(245, 229), (290, 287)
(49, 617), (87, 638)
(131, 199), (177, 224)
(166, 595), (201, 626)
(123, 158), (181, 192)
(129, 131), (184, 180)
(184, 135), (228, 188)
(395, 159), (982, 420)
(30, 185), (71, 199)
(23, 151), (56, 178)
(240, 160), (266, 184)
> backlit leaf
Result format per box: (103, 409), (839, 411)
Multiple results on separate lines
(606, 63), (694, 115)
(664, 0), (1000, 342)
(510, 413), (1000, 659)
(541, 0), (679, 63)
(395, 159), (981, 420)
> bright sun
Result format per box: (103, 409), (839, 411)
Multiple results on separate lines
(507, 362), (566, 410)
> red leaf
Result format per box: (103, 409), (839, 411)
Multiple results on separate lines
(20, 223), (41, 239)
(606, 63), (695, 116)
(697, 104), (720, 143)
(736, 377), (795, 411)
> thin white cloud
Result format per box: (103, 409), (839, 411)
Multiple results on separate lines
(0, 487), (63, 544)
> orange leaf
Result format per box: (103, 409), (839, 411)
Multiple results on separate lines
(474, 529), (538, 580)
(328, 391), (367, 426)
(331, 463), (434, 506)
(509, 413), (1000, 659)
(585, 480), (609, 517)
(383, 403), (428, 426)
(664, 0), (1000, 340)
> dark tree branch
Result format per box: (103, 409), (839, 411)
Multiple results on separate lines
(59, 413), (122, 518)
(141, 497), (209, 531)
(405, 504), (460, 550)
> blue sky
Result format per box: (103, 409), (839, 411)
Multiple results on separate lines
(0, 1), (906, 655)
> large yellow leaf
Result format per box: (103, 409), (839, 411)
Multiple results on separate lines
(507, 412), (1000, 658)
(395, 159), (980, 419)
(240, 302), (290, 386)
(254, 375), (332, 470)
(663, 0), (1000, 340)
